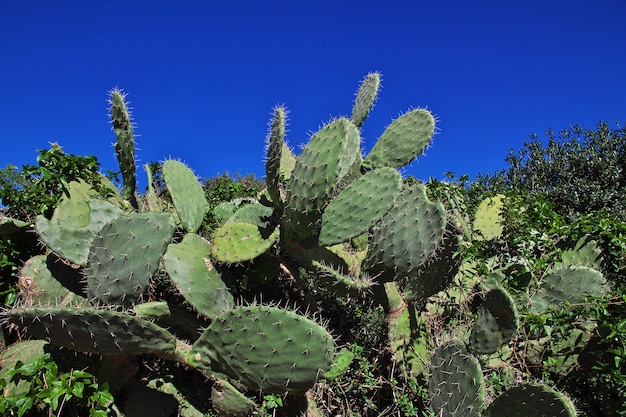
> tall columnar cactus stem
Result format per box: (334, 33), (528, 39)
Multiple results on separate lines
(162, 233), (234, 320)
(284, 118), (361, 242)
(428, 340), (485, 417)
(4, 307), (178, 355)
(318, 167), (402, 247)
(362, 108), (435, 170)
(162, 159), (208, 233)
(265, 106), (287, 207)
(85, 212), (176, 306)
(350, 72), (380, 128)
(483, 383), (577, 417)
(469, 286), (519, 354)
(189, 305), (335, 393)
(109, 88), (138, 210)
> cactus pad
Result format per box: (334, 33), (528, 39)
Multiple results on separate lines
(362, 108), (435, 170)
(163, 159), (208, 233)
(284, 117), (361, 241)
(189, 305), (335, 393)
(319, 167), (402, 246)
(86, 212), (176, 306)
(469, 287), (519, 354)
(365, 183), (447, 279)
(211, 222), (278, 264)
(162, 233), (234, 319)
(483, 383), (577, 417)
(350, 72), (380, 128)
(4, 307), (177, 355)
(472, 195), (505, 240)
(428, 340), (485, 417)
(531, 265), (608, 314)
(265, 106), (287, 207)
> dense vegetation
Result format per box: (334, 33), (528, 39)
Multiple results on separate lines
(0, 76), (623, 416)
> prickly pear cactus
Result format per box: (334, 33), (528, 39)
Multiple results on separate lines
(189, 305), (335, 393)
(483, 383), (577, 417)
(85, 212), (176, 306)
(472, 195), (505, 240)
(362, 108), (435, 170)
(162, 159), (208, 233)
(110, 88), (138, 209)
(428, 340), (485, 417)
(5, 307), (178, 355)
(350, 72), (380, 128)
(530, 265), (608, 314)
(468, 286), (519, 354)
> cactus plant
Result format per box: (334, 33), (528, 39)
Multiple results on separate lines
(189, 305), (335, 393)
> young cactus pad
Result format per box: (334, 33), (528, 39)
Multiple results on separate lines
(110, 88), (138, 209)
(189, 305), (335, 393)
(350, 72), (380, 128)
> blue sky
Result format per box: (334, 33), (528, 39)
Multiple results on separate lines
(2, 1), (625, 188)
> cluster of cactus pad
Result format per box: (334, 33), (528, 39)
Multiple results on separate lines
(0, 74), (609, 415)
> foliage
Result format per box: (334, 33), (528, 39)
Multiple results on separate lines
(0, 353), (113, 417)
(484, 121), (626, 221)
(0, 144), (112, 221)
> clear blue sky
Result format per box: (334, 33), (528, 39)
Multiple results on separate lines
(2, 1), (625, 187)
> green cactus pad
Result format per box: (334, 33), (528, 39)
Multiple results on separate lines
(35, 196), (122, 266)
(319, 167), (402, 246)
(531, 265), (608, 314)
(162, 233), (234, 319)
(404, 231), (462, 302)
(469, 287), (519, 354)
(428, 340), (485, 417)
(189, 305), (335, 393)
(483, 383), (577, 417)
(472, 195), (505, 240)
(350, 72), (380, 128)
(17, 255), (85, 307)
(163, 159), (208, 233)
(558, 236), (602, 269)
(110, 88), (138, 209)
(226, 202), (274, 229)
(265, 106), (287, 207)
(211, 222), (278, 264)
(365, 183), (447, 279)
(4, 307), (177, 355)
(86, 212), (176, 306)
(285, 117), (361, 241)
(362, 108), (435, 170)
